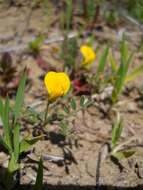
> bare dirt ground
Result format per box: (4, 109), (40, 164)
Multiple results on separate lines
(0, 2), (143, 190)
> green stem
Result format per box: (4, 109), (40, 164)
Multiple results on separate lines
(43, 101), (50, 126)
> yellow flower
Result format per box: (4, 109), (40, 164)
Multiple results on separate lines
(44, 71), (70, 101)
(80, 45), (96, 66)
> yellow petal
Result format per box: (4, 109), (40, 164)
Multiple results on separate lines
(80, 45), (96, 66)
(44, 71), (70, 101)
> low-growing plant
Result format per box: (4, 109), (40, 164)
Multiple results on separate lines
(0, 72), (42, 189)
(110, 39), (143, 103)
(60, 0), (73, 31)
(26, 71), (93, 137)
(86, 44), (109, 92)
(111, 112), (135, 160)
(29, 35), (45, 56)
(104, 8), (119, 27)
(61, 35), (78, 72)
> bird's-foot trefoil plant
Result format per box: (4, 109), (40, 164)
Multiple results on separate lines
(43, 71), (93, 136)
(0, 72), (42, 190)
(27, 71), (93, 138)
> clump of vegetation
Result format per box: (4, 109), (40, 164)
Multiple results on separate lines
(0, 73), (42, 189)
(111, 112), (135, 160)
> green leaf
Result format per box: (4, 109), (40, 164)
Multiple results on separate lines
(63, 106), (70, 114)
(109, 51), (118, 73)
(80, 96), (85, 107)
(96, 45), (109, 80)
(112, 150), (135, 160)
(111, 112), (123, 148)
(60, 121), (70, 136)
(0, 97), (4, 121)
(8, 153), (19, 173)
(125, 64), (143, 83)
(20, 136), (43, 154)
(13, 124), (20, 162)
(3, 97), (12, 150)
(65, 0), (73, 31)
(13, 72), (26, 124)
(33, 157), (43, 190)
(70, 98), (76, 110)
(29, 35), (44, 53)
(0, 135), (11, 153)
(112, 40), (133, 102)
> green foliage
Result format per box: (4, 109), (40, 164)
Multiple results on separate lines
(70, 98), (77, 110)
(125, 0), (143, 22)
(65, 0), (73, 31)
(111, 39), (143, 103)
(112, 150), (135, 160)
(96, 45), (109, 80)
(29, 35), (44, 55)
(60, 0), (73, 31)
(0, 73), (41, 189)
(104, 8), (119, 26)
(59, 96), (93, 136)
(20, 136), (43, 154)
(61, 36), (78, 71)
(13, 71), (27, 124)
(111, 112), (135, 160)
(86, 0), (96, 22)
(33, 157), (43, 190)
(93, 45), (109, 91)
(111, 112), (123, 148)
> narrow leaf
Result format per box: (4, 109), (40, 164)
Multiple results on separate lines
(0, 135), (11, 153)
(13, 72), (26, 124)
(13, 124), (20, 162)
(109, 51), (118, 73)
(112, 112), (123, 148)
(3, 97), (12, 150)
(8, 153), (19, 173)
(80, 95), (85, 107)
(0, 97), (4, 121)
(63, 106), (70, 114)
(70, 98), (76, 110)
(20, 136), (43, 154)
(33, 157), (43, 190)
(112, 150), (135, 160)
(96, 45), (109, 79)
(125, 64), (143, 83)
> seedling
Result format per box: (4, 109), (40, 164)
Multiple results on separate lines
(59, 96), (93, 136)
(110, 39), (143, 103)
(111, 112), (135, 160)
(29, 35), (45, 56)
(0, 72), (41, 189)
(61, 35), (78, 72)
(88, 45), (109, 92)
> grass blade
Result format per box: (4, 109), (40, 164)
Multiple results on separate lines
(20, 136), (43, 154)
(112, 40), (133, 102)
(33, 157), (43, 190)
(13, 72), (26, 124)
(0, 97), (4, 121)
(13, 124), (20, 162)
(109, 51), (118, 73)
(3, 97), (12, 150)
(112, 112), (123, 148)
(96, 45), (109, 79)
(112, 150), (135, 160)
(125, 64), (143, 83)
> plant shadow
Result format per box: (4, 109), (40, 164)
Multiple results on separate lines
(16, 184), (143, 190)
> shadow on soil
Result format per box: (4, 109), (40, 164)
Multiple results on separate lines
(17, 184), (143, 190)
